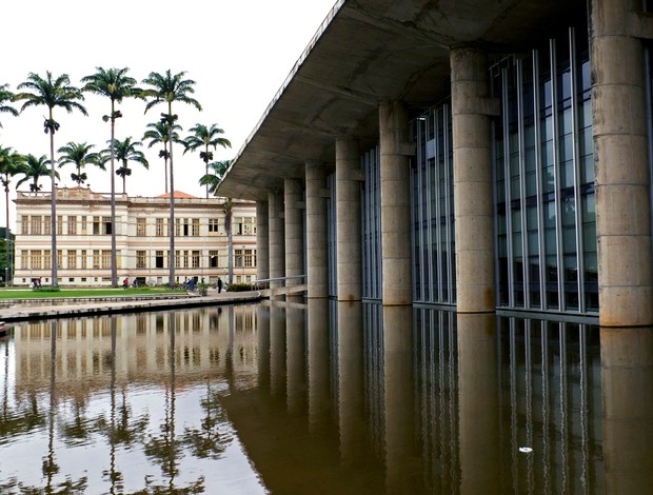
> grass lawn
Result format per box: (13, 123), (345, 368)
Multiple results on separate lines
(0, 287), (185, 299)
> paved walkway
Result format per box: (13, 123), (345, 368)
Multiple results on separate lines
(0, 289), (263, 322)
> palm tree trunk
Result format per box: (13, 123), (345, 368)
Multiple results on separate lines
(168, 102), (176, 285)
(110, 101), (118, 287)
(5, 185), (10, 286)
(49, 108), (58, 287)
(164, 149), (169, 194)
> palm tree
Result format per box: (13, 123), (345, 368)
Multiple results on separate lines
(104, 137), (149, 194)
(14, 72), (87, 287)
(183, 124), (231, 198)
(0, 84), (19, 128)
(142, 120), (182, 194)
(0, 146), (23, 285)
(82, 67), (141, 288)
(16, 154), (55, 195)
(57, 142), (102, 187)
(200, 160), (234, 284)
(142, 70), (202, 285)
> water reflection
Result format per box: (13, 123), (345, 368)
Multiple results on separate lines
(1, 301), (650, 494)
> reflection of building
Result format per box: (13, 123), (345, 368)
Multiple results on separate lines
(12, 304), (260, 394)
(13, 187), (257, 286)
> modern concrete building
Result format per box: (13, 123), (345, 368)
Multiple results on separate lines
(13, 187), (257, 287)
(217, 0), (653, 327)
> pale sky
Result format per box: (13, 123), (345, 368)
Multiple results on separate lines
(0, 0), (337, 229)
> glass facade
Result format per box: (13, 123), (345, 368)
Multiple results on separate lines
(361, 147), (382, 300)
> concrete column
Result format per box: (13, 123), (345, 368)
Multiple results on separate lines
(256, 200), (269, 282)
(379, 101), (413, 305)
(268, 190), (285, 293)
(305, 160), (329, 298)
(383, 306), (414, 493)
(451, 46), (496, 313)
(284, 178), (304, 287)
(336, 138), (362, 301)
(307, 299), (330, 430)
(457, 313), (500, 495)
(591, 0), (653, 326)
(337, 301), (364, 464)
(601, 327), (653, 493)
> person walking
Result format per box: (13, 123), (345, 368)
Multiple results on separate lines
(217, 277), (223, 294)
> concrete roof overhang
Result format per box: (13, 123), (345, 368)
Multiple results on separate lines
(217, 0), (586, 201)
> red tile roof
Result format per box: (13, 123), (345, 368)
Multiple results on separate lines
(156, 190), (198, 199)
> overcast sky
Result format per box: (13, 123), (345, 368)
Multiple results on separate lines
(0, 0), (337, 229)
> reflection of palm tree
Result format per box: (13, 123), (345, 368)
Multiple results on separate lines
(57, 395), (94, 446)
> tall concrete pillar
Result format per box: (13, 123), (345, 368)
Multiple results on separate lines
(450, 46), (497, 313)
(591, 0), (653, 326)
(336, 138), (362, 301)
(268, 190), (285, 293)
(457, 313), (500, 495)
(379, 101), (413, 305)
(305, 160), (329, 298)
(601, 327), (653, 493)
(256, 200), (269, 283)
(284, 178), (304, 287)
(286, 305), (306, 415)
(383, 306), (414, 493)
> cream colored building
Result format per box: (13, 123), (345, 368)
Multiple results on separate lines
(13, 187), (257, 287)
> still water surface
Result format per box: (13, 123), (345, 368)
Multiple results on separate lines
(0, 300), (651, 494)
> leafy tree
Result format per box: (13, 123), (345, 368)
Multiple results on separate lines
(0, 83), (19, 128)
(104, 137), (149, 194)
(82, 67), (141, 287)
(142, 70), (201, 285)
(142, 120), (182, 194)
(57, 141), (102, 186)
(183, 123), (231, 198)
(199, 160), (234, 283)
(14, 72), (87, 286)
(0, 146), (22, 284)
(17, 153), (56, 194)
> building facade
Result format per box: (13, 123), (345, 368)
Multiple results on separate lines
(218, 0), (653, 327)
(14, 187), (257, 287)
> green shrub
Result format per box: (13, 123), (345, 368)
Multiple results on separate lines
(33, 286), (61, 293)
(227, 282), (253, 292)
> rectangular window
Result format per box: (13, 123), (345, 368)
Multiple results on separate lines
(57, 250), (62, 269)
(137, 218), (146, 236)
(244, 249), (254, 267)
(175, 218), (181, 236)
(156, 218), (165, 237)
(209, 250), (218, 267)
(21, 250), (28, 269)
(81, 249), (87, 269)
(81, 217), (87, 234)
(93, 250), (100, 269)
(102, 217), (112, 235)
(67, 216), (77, 235)
(67, 250), (77, 269)
(30, 250), (42, 269)
(57, 216), (63, 235)
(101, 250), (110, 269)
(156, 250), (164, 268)
(175, 250), (181, 269)
(183, 250), (189, 268)
(192, 251), (200, 268)
(235, 249), (243, 267)
(21, 216), (29, 235)
(30, 216), (41, 235)
(93, 216), (100, 235)
(136, 250), (146, 269)
(208, 218), (220, 233)
(44, 250), (51, 269)
(243, 217), (254, 235)
(192, 218), (199, 236)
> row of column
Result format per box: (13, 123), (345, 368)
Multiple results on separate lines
(255, 0), (653, 326)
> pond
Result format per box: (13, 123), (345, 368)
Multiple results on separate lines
(0, 300), (651, 494)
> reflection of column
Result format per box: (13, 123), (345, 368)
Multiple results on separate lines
(270, 303), (286, 396)
(337, 301), (364, 463)
(257, 303), (271, 389)
(308, 299), (330, 430)
(601, 327), (653, 493)
(286, 305), (306, 414)
(457, 313), (499, 495)
(383, 306), (414, 492)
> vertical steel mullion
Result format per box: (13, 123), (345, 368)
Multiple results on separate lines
(509, 319), (519, 494)
(533, 51), (547, 309)
(541, 323), (551, 494)
(569, 28), (586, 313)
(412, 132), (421, 301)
(435, 110), (444, 303)
(579, 324), (590, 495)
(443, 105), (454, 303)
(646, 48), (653, 263)
(517, 59), (531, 309)
(525, 322), (534, 493)
(550, 39), (566, 309)
(426, 114), (435, 303)
(501, 67), (514, 308)
(559, 323), (569, 493)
